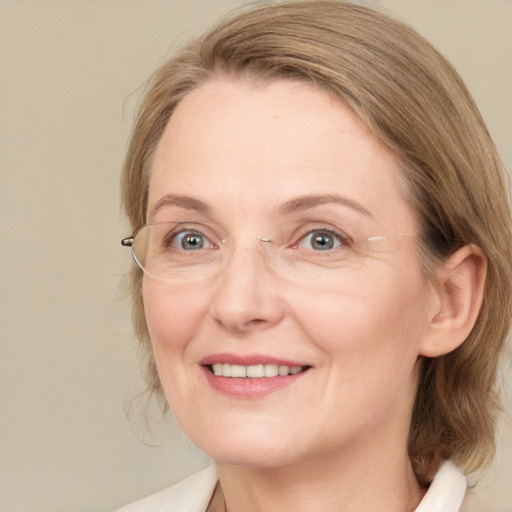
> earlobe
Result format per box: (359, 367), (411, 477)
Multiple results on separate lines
(419, 245), (487, 358)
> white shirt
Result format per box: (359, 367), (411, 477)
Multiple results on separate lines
(114, 461), (477, 512)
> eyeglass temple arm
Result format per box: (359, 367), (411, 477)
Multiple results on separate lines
(121, 237), (134, 247)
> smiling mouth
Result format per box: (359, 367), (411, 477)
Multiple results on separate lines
(207, 363), (311, 378)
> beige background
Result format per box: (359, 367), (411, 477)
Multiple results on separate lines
(1, 1), (511, 510)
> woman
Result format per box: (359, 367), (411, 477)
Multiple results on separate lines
(117, 1), (512, 510)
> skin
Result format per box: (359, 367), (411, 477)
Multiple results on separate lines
(142, 79), (455, 511)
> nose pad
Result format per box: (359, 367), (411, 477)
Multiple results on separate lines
(208, 238), (285, 333)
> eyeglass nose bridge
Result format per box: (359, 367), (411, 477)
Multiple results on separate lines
(221, 233), (280, 265)
(211, 234), (286, 285)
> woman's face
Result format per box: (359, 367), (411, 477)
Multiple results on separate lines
(143, 79), (435, 468)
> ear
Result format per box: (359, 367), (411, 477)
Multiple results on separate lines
(419, 245), (487, 357)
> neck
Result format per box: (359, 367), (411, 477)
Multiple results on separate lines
(215, 430), (425, 512)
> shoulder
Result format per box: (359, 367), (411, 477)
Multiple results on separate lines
(114, 465), (218, 512)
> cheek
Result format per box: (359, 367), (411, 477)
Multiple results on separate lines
(291, 269), (429, 365)
(142, 280), (207, 355)
(291, 271), (429, 431)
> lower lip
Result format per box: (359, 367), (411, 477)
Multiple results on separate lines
(202, 367), (308, 398)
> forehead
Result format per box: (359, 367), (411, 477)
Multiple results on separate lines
(149, 79), (416, 233)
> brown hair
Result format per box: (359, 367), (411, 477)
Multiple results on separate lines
(121, 0), (512, 485)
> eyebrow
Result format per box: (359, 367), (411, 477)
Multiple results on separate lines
(148, 192), (372, 221)
(148, 194), (211, 220)
(279, 194), (373, 218)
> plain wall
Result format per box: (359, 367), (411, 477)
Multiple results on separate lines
(0, 1), (510, 510)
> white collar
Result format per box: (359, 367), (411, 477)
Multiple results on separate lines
(414, 461), (467, 512)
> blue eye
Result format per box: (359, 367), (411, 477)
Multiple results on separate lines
(174, 231), (207, 250)
(299, 230), (346, 251)
(161, 229), (211, 251)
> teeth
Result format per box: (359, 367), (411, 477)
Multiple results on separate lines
(264, 364), (279, 377)
(222, 363), (231, 377)
(230, 364), (246, 378)
(211, 363), (304, 378)
(246, 364), (264, 378)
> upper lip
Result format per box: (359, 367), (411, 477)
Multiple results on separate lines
(201, 353), (309, 367)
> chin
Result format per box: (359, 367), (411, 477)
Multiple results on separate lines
(186, 426), (304, 469)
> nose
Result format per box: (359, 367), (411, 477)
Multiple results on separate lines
(209, 242), (286, 333)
